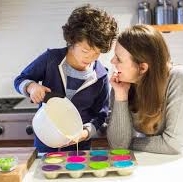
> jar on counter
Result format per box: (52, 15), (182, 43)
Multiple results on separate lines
(154, 0), (174, 25)
(138, 1), (152, 24)
(176, 0), (183, 23)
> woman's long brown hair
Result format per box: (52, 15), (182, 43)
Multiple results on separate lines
(118, 25), (170, 134)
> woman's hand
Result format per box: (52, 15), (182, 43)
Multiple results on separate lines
(26, 82), (51, 104)
(110, 72), (131, 101)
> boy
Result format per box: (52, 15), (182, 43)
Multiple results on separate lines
(14, 4), (118, 152)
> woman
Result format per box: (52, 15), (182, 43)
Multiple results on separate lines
(107, 24), (183, 154)
(14, 4), (118, 152)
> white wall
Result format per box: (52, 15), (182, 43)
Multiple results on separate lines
(0, 0), (183, 97)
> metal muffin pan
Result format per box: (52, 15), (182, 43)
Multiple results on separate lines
(41, 149), (137, 179)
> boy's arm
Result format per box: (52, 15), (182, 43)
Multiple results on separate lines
(84, 75), (110, 139)
(14, 50), (49, 94)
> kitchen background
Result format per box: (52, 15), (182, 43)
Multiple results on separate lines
(0, 0), (183, 98)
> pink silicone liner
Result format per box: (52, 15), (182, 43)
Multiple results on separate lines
(67, 156), (86, 163)
(46, 152), (66, 157)
(111, 155), (131, 161)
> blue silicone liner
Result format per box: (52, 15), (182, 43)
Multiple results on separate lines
(65, 163), (86, 171)
(113, 161), (134, 168)
(90, 150), (108, 156)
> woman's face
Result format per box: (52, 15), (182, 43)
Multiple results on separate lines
(111, 42), (140, 83)
(70, 40), (100, 70)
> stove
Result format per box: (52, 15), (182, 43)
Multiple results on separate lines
(0, 97), (38, 142)
(0, 98), (24, 111)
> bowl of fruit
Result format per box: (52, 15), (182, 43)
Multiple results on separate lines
(0, 156), (18, 172)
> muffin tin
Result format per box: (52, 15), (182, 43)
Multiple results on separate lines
(41, 149), (137, 179)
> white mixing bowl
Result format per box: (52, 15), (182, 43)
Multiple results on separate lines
(32, 97), (83, 148)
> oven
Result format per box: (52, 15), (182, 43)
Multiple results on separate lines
(0, 97), (38, 147)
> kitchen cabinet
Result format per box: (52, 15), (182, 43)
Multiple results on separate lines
(0, 138), (108, 148)
(0, 140), (34, 147)
(0, 136), (109, 148)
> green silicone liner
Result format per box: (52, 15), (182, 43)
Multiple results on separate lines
(89, 161), (110, 170)
(110, 149), (130, 155)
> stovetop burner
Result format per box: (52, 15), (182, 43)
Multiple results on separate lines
(0, 98), (38, 126)
(0, 98), (38, 114)
(0, 98), (24, 111)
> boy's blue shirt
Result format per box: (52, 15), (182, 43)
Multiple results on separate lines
(14, 47), (110, 152)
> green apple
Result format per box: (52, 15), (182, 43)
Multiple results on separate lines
(1, 161), (12, 171)
(0, 157), (14, 171)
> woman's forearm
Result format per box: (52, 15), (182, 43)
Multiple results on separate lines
(107, 101), (132, 149)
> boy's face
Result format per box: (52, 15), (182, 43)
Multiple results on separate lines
(71, 40), (101, 70)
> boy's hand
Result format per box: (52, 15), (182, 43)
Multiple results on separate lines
(27, 82), (51, 104)
(61, 129), (89, 147)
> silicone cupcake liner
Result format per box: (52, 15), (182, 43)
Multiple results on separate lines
(46, 152), (66, 157)
(67, 156), (86, 163)
(113, 161), (134, 168)
(111, 154), (131, 161)
(110, 149), (130, 155)
(42, 164), (61, 171)
(68, 151), (86, 156)
(44, 157), (64, 164)
(66, 163), (86, 170)
(90, 150), (108, 156)
(89, 161), (110, 170)
(90, 155), (108, 161)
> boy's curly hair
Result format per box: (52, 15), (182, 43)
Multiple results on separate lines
(62, 4), (118, 53)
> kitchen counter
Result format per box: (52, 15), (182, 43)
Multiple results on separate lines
(22, 151), (183, 182)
